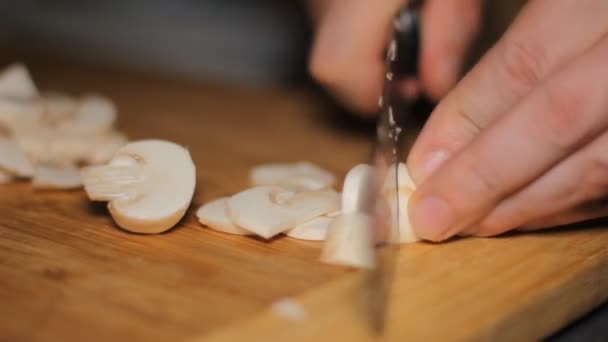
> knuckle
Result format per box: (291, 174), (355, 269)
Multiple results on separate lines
(538, 84), (587, 149)
(452, 102), (484, 137)
(466, 156), (502, 198)
(500, 37), (547, 89)
(584, 153), (608, 199)
(308, 50), (342, 87)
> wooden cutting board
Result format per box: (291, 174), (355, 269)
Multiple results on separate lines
(1, 60), (608, 342)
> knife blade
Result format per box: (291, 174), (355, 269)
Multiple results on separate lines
(364, 3), (420, 335)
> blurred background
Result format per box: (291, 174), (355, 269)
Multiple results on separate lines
(0, 1), (312, 87)
(0, 1), (526, 92)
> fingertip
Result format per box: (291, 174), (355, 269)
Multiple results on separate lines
(409, 191), (455, 241)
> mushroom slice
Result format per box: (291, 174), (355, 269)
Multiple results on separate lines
(286, 216), (333, 241)
(0, 98), (43, 129)
(0, 63), (38, 99)
(341, 164), (373, 213)
(320, 213), (375, 269)
(386, 187), (419, 243)
(41, 92), (77, 124)
(33, 164), (82, 189)
(382, 162), (416, 193)
(0, 169), (13, 183)
(80, 139), (196, 234)
(196, 197), (251, 235)
(58, 94), (116, 135)
(86, 132), (128, 165)
(250, 162), (336, 191)
(0, 136), (34, 177)
(228, 186), (340, 239)
(47, 135), (95, 165)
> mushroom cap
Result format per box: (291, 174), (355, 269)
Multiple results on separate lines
(107, 139), (196, 234)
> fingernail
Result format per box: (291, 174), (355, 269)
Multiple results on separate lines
(419, 150), (451, 182)
(411, 195), (454, 241)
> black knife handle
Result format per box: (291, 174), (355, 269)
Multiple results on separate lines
(392, 3), (420, 77)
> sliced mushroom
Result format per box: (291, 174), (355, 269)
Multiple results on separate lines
(32, 164), (82, 189)
(196, 197), (251, 235)
(0, 63), (38, 99)
(0, 98), (43, 129)
(86, 132), (128, 165)
(0, 136), (34, 177)
(80, 139), (196, 234)
(386, 187), (419, 243)
(320, 213), (375, 269)
(286, 215), (333, 241)
(41, 92), (77, 125)
(47, 135), (95, 165)
(57, 94), (116, 136)
(228, 186), (340, 239)
(382, 162), (416, 193)
(250, 162), (336, 191)
(341, 164), (373, 213)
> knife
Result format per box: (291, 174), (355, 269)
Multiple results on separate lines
(364, 2), (420, 335)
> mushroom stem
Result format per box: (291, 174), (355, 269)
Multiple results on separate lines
(80, 165), (145, 201)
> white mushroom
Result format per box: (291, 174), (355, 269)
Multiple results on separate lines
(32, 164), (82, 189)
(382, 162), (416, 193)
(196, 197), (251, 235)
(385, 187), (419, 243)
(286, 215), (333, 241)
(0, 63), (38, 99)
(57, 94), (116, 135)
(0, 98), (43, 129)
(341, 164), (373, 213)
(41, 92), (77, 124)
(250, 162), (336, 191)
(80, 139), (196, 234)
(228, 186), (340, 239)
(86, 132), (129, 165)
(320, 213), (375, 269)
(0, 136), (34, 177)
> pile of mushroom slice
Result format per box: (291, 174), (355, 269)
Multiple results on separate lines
(197, 161), (420, 268)
(197, 162), (341, 240)
(0, 63), (128, 189)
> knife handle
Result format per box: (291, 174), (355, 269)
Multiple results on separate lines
(392, 3), (420, 77)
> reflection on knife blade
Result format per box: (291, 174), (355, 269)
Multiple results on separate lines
(364, 3), (420, 335)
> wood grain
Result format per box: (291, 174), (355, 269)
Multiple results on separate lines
(1, 60), (608, 342)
